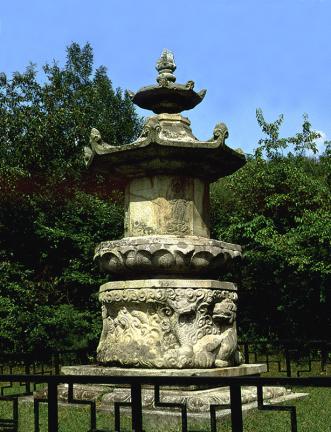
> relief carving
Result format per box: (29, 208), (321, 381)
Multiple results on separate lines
(165, 199), (190, 234)
(131, 220), (156, 236)
(97, 288), (241, 369)
(140, 116), (161, 141)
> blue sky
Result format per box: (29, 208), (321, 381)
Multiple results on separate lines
(0, 0), (330, 154)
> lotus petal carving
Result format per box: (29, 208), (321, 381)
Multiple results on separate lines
(95, 236), (241, 277)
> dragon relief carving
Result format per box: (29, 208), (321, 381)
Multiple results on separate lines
(97, 288), (241, 368)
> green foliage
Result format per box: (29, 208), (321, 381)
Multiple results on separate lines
(255, 108), (320, 159)
(0, 44), (329, 351)
(0, 42), (142, 177)
(211, 111), (330, 341)
(0, 43), (141, 352)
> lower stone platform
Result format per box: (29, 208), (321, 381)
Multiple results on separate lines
(54, 364), (307, 418)
(62, 363), (267, 377)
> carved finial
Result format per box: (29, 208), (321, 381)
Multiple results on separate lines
(213, 123), (229, 144)
(83, 128), (102, 167)
(90, 128), (103, 150)
(185, 80), (195, 90)
(92, 127), (117, 151)
(198, 89), (207, 99)
(127, 90), (135, 99)
(132, 50), (207, 113)
(156, 49), (176, 85)
(83, 145), (94, 167)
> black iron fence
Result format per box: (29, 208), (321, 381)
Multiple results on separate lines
(0, 341), (330, 431)
(1, 340), (329, 382)
(238, 339), (331, 377)
(0, 373), (330, 432)
(0, 349), (96, 375)
(0, 349), (96, 397)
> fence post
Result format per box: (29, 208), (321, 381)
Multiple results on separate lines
(131, 383), (143, 432)
(47, 381), (58, 432)
(244, 343), (249, 364)
(34, 399), (40, 432)
(13, 396), (18, 432)
(53, 353), (60, 375)
(321, 342), (328, 372)
(230, 384), (243, 432)
(24, 355), (31, 394)
(285, 348), (292, 377)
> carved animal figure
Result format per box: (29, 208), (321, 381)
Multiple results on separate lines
(212, 299), (240, 367)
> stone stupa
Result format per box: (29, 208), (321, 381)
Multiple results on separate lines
(86, 48), (246, 370)
(62, 50), (288, 415)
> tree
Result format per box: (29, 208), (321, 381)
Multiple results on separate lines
(0, 43), (142, 352)
(255, 108), (320, 159)
(211, 111), (330, 341)
(0, 43), (142, 177)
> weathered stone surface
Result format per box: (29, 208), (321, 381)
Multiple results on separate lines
(100, 385), (289, 414)
(52, 364), (308, 419)
(62, 363), (267, 377)
(99, 279), (237, 292)
(84, 113), (245, 183)
(97, 279), (240, 369)
(95, 236), (241, 277)
(38, 377), (307, 421)
(124, 175), (210, 237)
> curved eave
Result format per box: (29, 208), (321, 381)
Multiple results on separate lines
(87, 140), (246, 183)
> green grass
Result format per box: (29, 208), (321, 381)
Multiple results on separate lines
(240, 387), (331, 432)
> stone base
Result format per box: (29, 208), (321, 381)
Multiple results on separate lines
(97, 279), (241, 368)
(55, 364), (307, 418)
